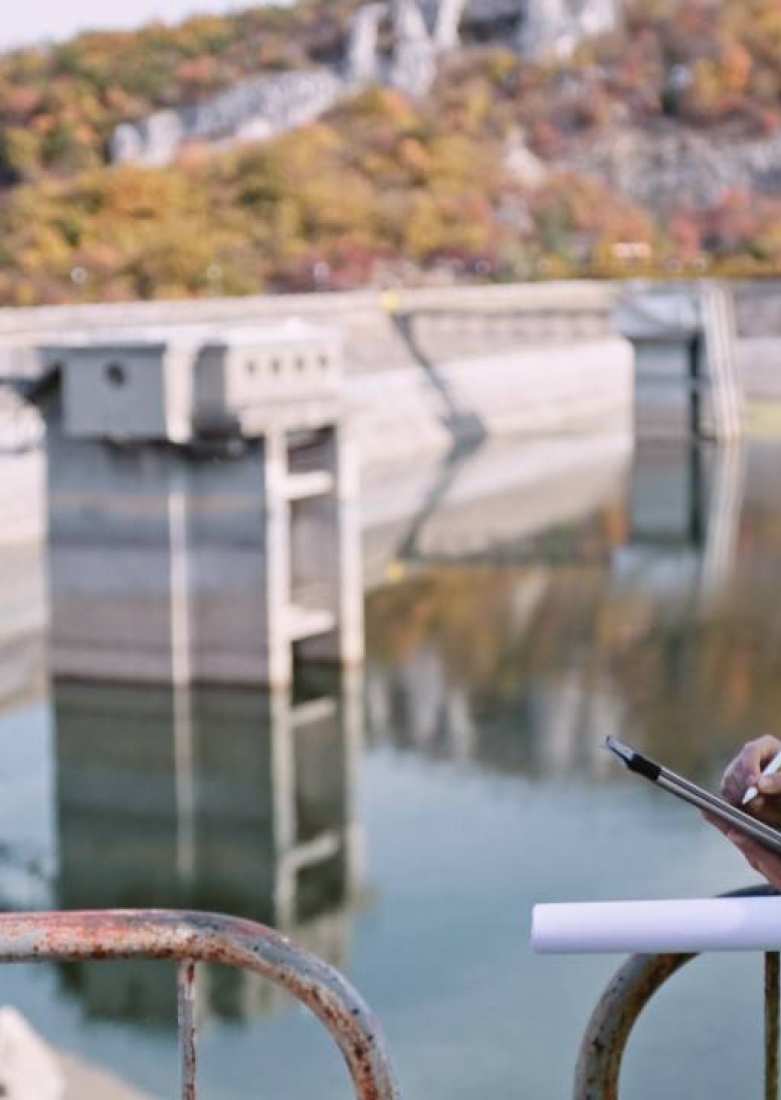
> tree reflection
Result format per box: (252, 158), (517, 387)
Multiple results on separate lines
(365, 444), (781, 783)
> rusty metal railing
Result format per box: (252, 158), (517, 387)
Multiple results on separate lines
(0, 910), (400, 1100)
(575, 886), (779, 1100)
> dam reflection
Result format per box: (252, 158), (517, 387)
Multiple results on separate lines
(366, 442), (759, 781)
(53, 671), (364, 1023)
(0, 431), (763, 1028)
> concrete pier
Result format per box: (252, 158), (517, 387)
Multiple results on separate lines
(617, 281), (744, 442)
(41, 430), (362, 688)
(30, 327), (363, 689)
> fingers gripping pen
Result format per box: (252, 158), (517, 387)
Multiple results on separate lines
(743, 750), (781, 806)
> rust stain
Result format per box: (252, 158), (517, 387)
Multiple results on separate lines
(0, 910), (400, 1100)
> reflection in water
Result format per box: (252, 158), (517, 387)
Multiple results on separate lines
(620, 442), (745, 603)
(53, 673), (364, 1024)
(365, 442), (780, 783)
(17, 419), (367, 1027)
(2, 431), (781, 1097)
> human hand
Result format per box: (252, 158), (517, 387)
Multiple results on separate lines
(704, 812), (781, 890)
(720, 736), (781, 828)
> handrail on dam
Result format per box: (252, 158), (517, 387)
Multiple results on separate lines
(0, 909), (400, 1100)
(535, 886), (780, 1099)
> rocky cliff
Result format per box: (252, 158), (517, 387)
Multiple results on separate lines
(111, 0), (622, 167)
(3, 0), (781, 300)
(565, 124), (781, 213)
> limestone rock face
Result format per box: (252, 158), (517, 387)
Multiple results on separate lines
(504, 128), (548, 188)
(576, 0), (620, 38)
(519, 0), (620, 59)
(110, 123), (144, 165)
(424, 0), (619, 48)
(565, 124), (781, 212)
(111, 69), (345, 167)
(111, 110), (183, 168)
(432, 0), (470, 49)
(518, 0), (575, 59)
(346, 2), (388, 84)
(423, 0), (519, 22)
(109, 0), (624, 165)
(190, 70), (345, 143)
(389, 0), (439, 97)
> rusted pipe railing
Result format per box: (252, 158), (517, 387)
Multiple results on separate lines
(0, 910), (400, 1100)
(574, 950), (694, 1099)
(767, 952), (780, 1100)
(575, 886), (779, 1100)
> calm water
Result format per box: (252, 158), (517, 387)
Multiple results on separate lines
(1, 437), (781, 1098)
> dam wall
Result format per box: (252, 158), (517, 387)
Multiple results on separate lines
(0, 281), (635, 467)
(0, 280), (634, 696)
(0, 430), (632, 707)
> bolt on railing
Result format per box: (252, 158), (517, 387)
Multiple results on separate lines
(0, 910), (400, 1100)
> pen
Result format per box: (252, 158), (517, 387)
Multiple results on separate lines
(742, 749), (781, 806)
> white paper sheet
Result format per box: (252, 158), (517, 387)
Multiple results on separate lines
(532, 896), (781, 955)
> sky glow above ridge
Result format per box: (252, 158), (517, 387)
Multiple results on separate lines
(0, 2), (291, 51)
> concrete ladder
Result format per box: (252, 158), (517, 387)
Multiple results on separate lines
(263, 424), (364, 688)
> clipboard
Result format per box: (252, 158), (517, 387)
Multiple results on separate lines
(606, 737), (781, 856)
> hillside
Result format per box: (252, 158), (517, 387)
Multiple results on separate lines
(2, 0), (781, 304)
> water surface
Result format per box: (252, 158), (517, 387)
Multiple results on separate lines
(0, 438), (780, 1098)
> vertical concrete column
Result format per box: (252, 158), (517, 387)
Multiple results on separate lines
(334, 425), (365, 667)
(294, 424), (365, 668)
(269, 685), (297, 927)
(700, 282), (744, 442)
(262, 430), (294, 687)
(341, 666), (367, 900)
(168, 464), (196, 888)
(168, 465), (193, 688)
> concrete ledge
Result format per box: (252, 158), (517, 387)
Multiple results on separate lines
(0, 282), (621, 381)
(0, 281), (620, 338)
